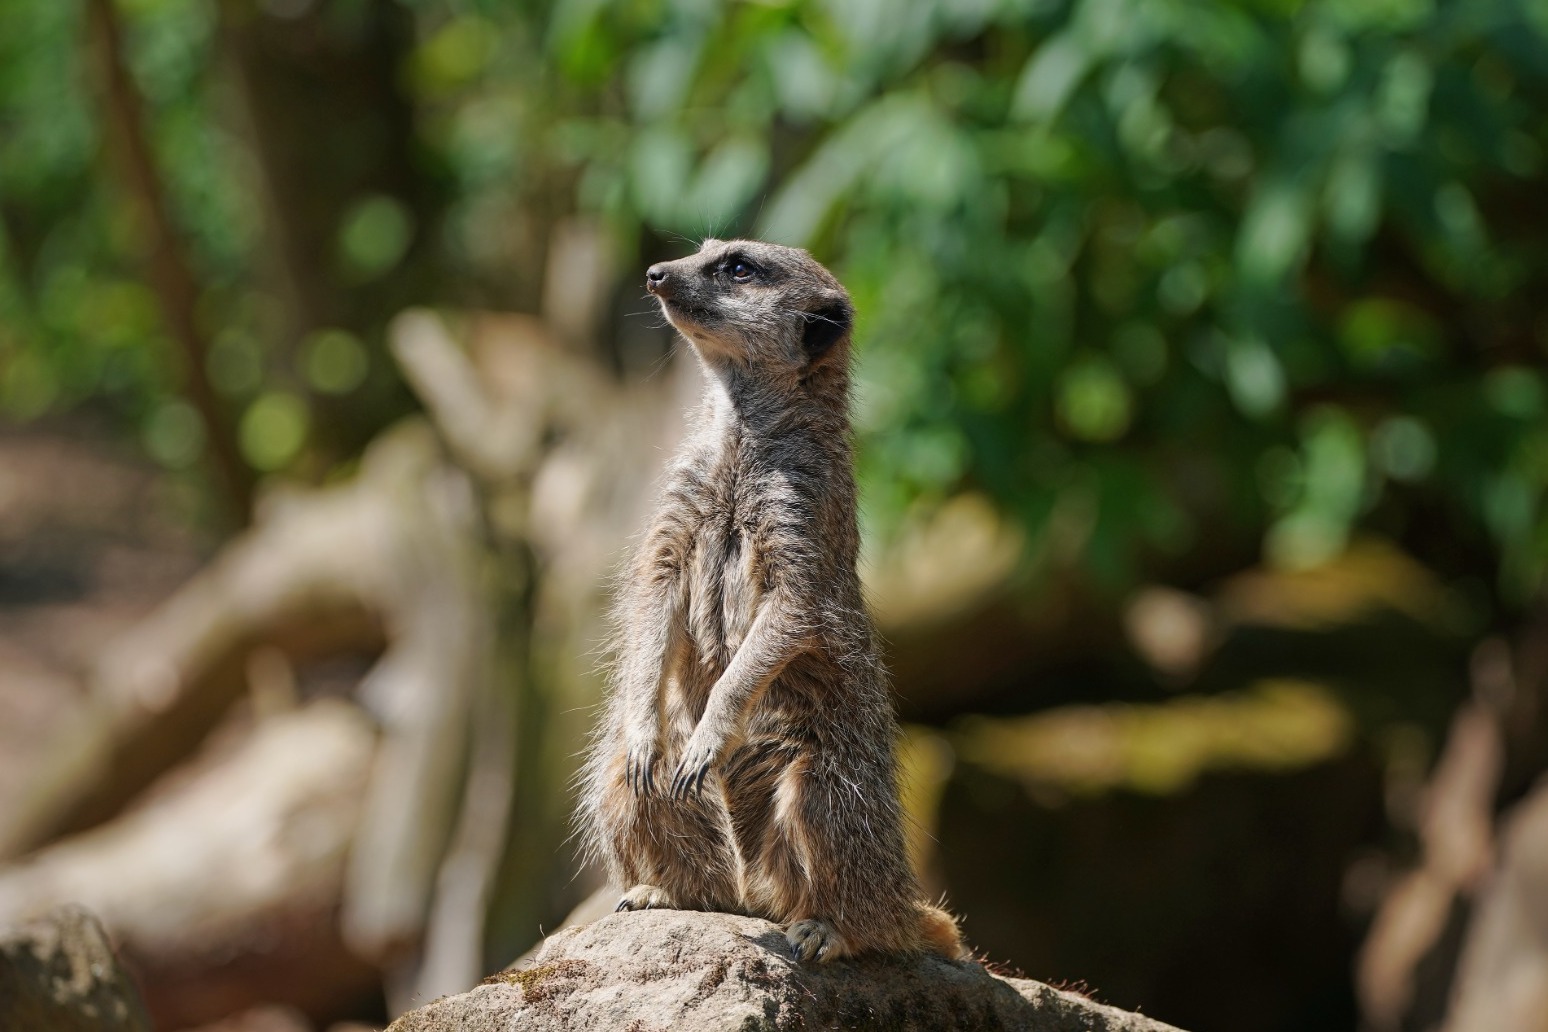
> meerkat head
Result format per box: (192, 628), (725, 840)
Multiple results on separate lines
(645, 239), (854, 378)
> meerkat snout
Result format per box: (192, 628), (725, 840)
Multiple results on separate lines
(645, 263), (672, 296)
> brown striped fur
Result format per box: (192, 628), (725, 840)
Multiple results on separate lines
(577, 239), (964, 963)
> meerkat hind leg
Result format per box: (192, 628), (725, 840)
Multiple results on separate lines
(616, 883), (677, 912)
(786, 918), (850, 963)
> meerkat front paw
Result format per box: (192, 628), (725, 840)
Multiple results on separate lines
(669, 725), (727, 799)
(785, 918), (849, 963)
(624, 739), (659, 796)
(615, 883), (676, 912)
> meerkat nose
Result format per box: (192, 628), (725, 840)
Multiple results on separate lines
(646, 264), (672, 296)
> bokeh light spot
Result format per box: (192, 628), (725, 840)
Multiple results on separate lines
(338, 195), (414, 281)
(303, 329), (369, 395)
(240, 391), (310, 472)
(144, 399), (206, 469)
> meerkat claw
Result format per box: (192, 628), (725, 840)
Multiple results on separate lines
(669, 735), (722, 799)
(670, 759), (708, 799)
(625, 746), (658, 796)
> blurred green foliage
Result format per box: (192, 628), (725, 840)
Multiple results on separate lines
(1, 0), (1545, 609)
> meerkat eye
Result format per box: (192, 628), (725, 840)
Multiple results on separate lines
(730, 260), (755, 282)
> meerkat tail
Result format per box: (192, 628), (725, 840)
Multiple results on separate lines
(917, 902), (968, 960)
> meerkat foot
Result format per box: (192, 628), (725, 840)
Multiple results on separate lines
(785, 918), (849, 963)
(615, 883), (676, 912)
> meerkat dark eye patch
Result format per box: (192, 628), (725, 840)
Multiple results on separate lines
(722, 255), (759, 282)
(801, 301), (852, 361)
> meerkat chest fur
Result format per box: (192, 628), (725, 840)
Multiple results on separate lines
(682, 414), (762, 668)
(657, 388), (855, 730)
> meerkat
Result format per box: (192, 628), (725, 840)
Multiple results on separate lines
(577, 238), (964, 964)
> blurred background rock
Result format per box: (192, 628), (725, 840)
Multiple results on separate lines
(0, 1), (1545, 1030)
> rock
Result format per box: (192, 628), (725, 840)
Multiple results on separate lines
(388, 909), (1184, 1031)
(0, 904), (151, 1032)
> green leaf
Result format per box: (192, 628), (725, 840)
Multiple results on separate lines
(1012, 32), (1090, 123)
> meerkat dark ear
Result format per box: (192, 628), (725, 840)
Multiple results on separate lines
(802, 298), (853, 363)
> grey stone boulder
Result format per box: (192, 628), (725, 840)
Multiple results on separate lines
(0, 904), (152, 1032)
(389, 908), (1184, 1031)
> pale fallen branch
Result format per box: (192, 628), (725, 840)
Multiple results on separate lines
(0, 702), (377, 1029)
